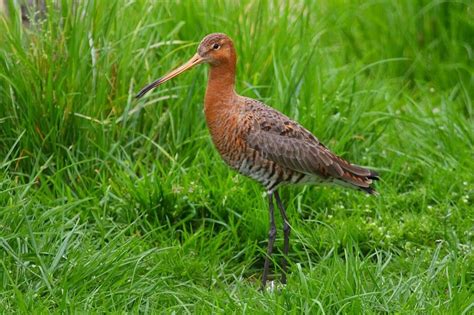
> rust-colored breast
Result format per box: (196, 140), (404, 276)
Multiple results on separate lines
(204, 96), (245, 170)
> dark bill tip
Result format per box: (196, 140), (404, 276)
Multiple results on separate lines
(135, 53), (204, 99)
(135, 78), (162, 99)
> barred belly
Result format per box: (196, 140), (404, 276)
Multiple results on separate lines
(237, 149), (308, 192)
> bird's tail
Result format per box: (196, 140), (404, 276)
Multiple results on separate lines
(332, 157), (380, 195)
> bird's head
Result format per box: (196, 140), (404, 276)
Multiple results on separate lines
(197, 33), (235, 66)
(136, 33), (235, 98)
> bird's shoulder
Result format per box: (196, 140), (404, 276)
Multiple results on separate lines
(235, 97), (377, 187)
(239, 97), (320, 144)
(238, 96), (345, 178)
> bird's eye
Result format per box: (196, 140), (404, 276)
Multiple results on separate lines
(212, 43), (220, 50)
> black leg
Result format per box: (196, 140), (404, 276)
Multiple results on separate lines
(261, 191), (277, 289)
(274, 190), (290, 285)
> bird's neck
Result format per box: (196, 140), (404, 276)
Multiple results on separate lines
(204, 60), (237, 113)
(203, 60), (241, 155)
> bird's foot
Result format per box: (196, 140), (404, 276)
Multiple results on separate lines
(264, 280), (286, 293)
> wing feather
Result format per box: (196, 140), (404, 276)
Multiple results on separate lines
(242, 99), (378, 189)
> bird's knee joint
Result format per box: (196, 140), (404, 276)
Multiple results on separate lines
(283, 223), (291, 235)
(268, 227), (277, 238)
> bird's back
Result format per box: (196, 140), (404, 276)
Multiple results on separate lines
(205, 95), (378, 193)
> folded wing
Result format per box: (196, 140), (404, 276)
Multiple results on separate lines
(243, 100), (379, 193)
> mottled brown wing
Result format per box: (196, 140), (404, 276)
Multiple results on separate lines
(243, 99), (377, 187)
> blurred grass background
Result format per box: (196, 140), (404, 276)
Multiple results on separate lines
(0, 0), (473, 313)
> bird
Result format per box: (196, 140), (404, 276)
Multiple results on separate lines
(136, 33), (379, 289)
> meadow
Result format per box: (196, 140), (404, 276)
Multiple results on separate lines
(0, 0), (473, 313)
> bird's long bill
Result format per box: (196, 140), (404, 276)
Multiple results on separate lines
(136, 53), (205, 99)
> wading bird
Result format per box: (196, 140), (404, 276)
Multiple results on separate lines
(136, 33), (379, 289)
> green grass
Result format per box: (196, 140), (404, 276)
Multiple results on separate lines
(0, 0), (473, 313)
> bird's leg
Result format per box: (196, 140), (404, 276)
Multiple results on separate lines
(261, 191), (277, 289)
(274, 190), (290, 285)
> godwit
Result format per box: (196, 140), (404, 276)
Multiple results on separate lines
(136, 33), (379, 289)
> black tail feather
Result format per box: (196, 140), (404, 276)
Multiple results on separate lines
(359, 185), (379, 195)
(367, 169), (380, 180)
(359, 170), (379, 195)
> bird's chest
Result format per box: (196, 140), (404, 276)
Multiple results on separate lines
(204, 107), (248, 170)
